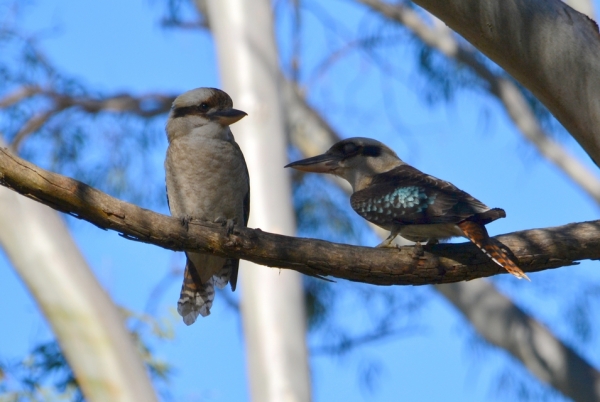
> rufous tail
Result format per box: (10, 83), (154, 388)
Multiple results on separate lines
(457, 221), (529, 281)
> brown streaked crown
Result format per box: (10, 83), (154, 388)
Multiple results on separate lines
(171, 87), (234, 119)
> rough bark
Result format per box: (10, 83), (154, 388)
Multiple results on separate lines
(404, 0), (600, 167)
(1, 148), (598, 285)
(0, 149), (157, 401)
(205, 0), (312, 401)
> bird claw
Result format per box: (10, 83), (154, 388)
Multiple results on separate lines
(412, 241), (425, 257)
(376, 238), (395, 248)
(214, 216), (236, 236)
(180, 215), (193, 231)
(376, 231), (400, 248)
(375, 234), (396, 248)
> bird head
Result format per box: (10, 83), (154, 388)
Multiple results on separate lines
(166, 87), (247, 141)
(285, 137), (403, 191)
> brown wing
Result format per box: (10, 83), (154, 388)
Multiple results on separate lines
(350, 165), (496, 227)
(227, 140), (250, 292)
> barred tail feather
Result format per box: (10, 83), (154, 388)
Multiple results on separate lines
(213, 258), (239, 290)
(177, 259), (215, 325)
(458, 221), (530, 281)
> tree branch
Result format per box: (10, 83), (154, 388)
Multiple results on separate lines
(47, 92), (175, 117)
(0, 86), (43, 108)
(0, 147), (597, 284)
(403, 0), (600, 168)
(0, 87), (175, 117)
(1, 87), (176, 151)
(283, 79), (600, 400)
(11, 108), (66, 151)
(357, 0), (600, 205)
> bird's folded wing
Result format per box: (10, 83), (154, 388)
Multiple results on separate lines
(350, 165), (490, 225)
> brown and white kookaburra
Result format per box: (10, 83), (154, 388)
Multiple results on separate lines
(286, 137), (527, 280)
(165, 87), (250, 325)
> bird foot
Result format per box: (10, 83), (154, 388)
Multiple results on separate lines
(376, 232), (400, 248)
(180, 215), (193, 231)
(376, 229), (402, 248)
(412, 241), (425, 257)
(214, 216), (236, 236)
(376, 238), (395, 248)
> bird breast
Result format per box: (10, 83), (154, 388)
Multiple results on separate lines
(165, 134), (248, 221)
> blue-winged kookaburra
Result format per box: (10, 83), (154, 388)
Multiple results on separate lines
(285, 137), (527, 280)
(165, 88), (250, 325)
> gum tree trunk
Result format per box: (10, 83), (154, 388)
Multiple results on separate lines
(205, 1), (312, 401)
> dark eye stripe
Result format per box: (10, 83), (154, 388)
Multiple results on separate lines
(362, 145), (381, 157)
(172, 105), (208, 118)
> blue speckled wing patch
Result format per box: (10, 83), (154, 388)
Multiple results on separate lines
(354, 185), (436, 214)
(350, 165), (491, 227)
(352, 185), (438, 227)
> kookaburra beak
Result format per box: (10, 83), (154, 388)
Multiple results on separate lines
(285, 153), (342, 173)
(210, 108), (247, 126)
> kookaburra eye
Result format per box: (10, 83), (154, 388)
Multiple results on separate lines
(343, 143), (359, 155)
(165, 87), (249, 325)
(285, 136), (530, 280)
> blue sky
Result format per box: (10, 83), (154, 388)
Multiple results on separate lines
(1, 0), (599, 401)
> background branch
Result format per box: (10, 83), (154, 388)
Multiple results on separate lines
(358, 0), (600, 204)
(405, 0), (600, 167)
(1, 87), (176, 151)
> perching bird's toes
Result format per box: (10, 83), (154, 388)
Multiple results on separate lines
(215, 216), (237, 236)
(286, 136), (526, 282)
(412, 241), (425, 257)
(165, 88), (250, 323)
(376, 232), (399, 248)
(180, 215), (193, 231)
(376, 238), (393, 248)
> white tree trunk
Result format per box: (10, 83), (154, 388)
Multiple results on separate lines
(205, 1), (312, 401)
(411, 0), (600, 167)
(0, 181), (156, 400)
(358, 0), (600, 204)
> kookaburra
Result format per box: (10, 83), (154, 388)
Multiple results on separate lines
(285, 137), (527, 280)
(165, 87), (250, 325)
